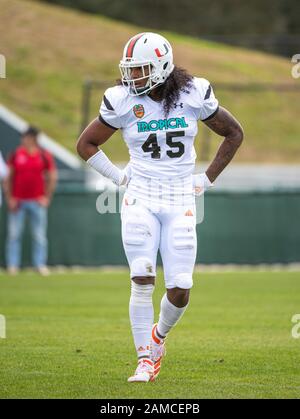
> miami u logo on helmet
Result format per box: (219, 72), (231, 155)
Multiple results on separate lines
(155, 44), (169, 58)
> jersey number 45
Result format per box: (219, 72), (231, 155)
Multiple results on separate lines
(142, 131), (185, 159)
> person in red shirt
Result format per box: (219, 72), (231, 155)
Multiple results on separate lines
(4, 126), (57, 275)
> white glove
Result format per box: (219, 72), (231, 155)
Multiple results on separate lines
(120, 163), (131, 187)
(192, 172), (213, 196)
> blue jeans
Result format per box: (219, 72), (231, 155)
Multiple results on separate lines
(6, 201), (48, 268)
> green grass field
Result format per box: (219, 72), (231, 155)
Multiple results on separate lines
(0, 270), (299, 399)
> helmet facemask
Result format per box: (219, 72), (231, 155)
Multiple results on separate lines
(119, 61), (162, 96)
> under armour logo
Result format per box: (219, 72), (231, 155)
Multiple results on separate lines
(173, 102), (183, 109)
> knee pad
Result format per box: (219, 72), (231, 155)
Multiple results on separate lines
(174, 273), (193, 289)
(130, 281), (154, 306)
(130, 257), (156, 278)
(173, 220), (196, 251)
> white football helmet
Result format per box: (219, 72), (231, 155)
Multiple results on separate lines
(119, 32), (175, 96)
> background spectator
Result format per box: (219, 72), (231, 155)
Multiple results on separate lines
(3, 126), (57, 275)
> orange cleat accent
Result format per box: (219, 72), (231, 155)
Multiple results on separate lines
(128, 358), (154, 383)
(150, 324), (166, 381)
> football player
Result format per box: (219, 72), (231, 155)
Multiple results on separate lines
(77, 32), (244, 382)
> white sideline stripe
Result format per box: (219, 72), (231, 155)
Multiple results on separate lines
(0, 104), (82, 170)
(39, 136), (82, 170)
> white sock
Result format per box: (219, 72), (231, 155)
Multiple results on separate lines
(129, 281), (154, 359)
(157, 293), (188, 338)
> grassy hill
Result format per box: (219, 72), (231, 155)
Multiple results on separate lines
(0, 0), (299, 162)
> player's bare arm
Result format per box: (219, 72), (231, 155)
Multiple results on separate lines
(76, 118), (116, 161)
(204, 106), (244, 182)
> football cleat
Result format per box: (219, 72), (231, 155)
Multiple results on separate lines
(127, 358), (154, 383)
(150, 323), (166, 381)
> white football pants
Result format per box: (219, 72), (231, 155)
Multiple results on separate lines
(121, 192), (197, 289)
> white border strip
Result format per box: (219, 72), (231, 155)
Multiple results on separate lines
(0, 104), (82, 170)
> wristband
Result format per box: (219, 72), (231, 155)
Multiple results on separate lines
(87, 150), (125, 186)
(193, 172), (214, 195)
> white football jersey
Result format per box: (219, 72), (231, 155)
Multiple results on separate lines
(99, 77), (218, 206)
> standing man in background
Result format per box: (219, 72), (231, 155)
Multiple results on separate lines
(3, 126), (57, 276)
